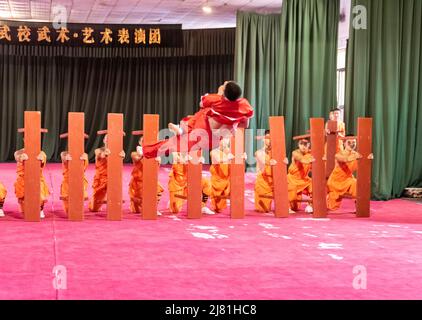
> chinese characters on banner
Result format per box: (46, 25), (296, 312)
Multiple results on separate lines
(0, 21), (182, 47)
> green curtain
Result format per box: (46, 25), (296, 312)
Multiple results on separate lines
(0, 29), (235, 162)
(345, 0), (422, 199)
(235, 0), (339, 156)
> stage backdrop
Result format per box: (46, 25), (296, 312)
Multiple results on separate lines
(0, 28), (235, 162)
(345, 0), (422, 199)
(235, 0), (339, 156)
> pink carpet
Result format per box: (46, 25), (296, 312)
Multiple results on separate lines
(0, 163), (422, 300)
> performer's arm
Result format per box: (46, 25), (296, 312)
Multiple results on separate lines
(336, 152), (362, 163)
(292, 151), (315, 164)
(95, 148), (110, 159)
(131, 151), (142, 163)
(61, 151), (72, 162)
(14, 149), (28, 162)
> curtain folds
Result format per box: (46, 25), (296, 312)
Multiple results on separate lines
(235, 0), (339, 156)
(345, 0), (422, 199)
(0, 28), (235, 162)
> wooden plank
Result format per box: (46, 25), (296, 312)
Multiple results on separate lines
(356, 118), (373, 218)
(230, 128), (245, 219)
(142, 114), (159, 220)
(269, 116), (289, 218)
(68, 112), (85, 221)
(187, 149), (203, 219)
(326, 120), (338, 178)
(106, 113), (124, 221)
(310, 118), (327, 218)
(23, 111), (42, 222)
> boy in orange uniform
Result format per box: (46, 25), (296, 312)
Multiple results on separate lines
(210, 137), (233, 213)
(14, 148), (50, 218)
(254, 131), (289, 213)
(60, 151), (89, 214)
(287, 137), (315, 213)
(128, 137), (164, 216)
(168, 152), (214, 215)
(89, 135), (125, 212)
(327, 136), (373, 210)
(0, 182), (6, 217)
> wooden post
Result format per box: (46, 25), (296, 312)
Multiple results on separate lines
(356, 118), (373, 218)
(67, 112), (86, 221)
(310, 118), (327, 218)
(326, 120), (338, 178)
(23, 111), (42, 222)
(142, 114), (159, 220)
(187, 149), (203, 219)
(230, 129), (245, 219)
(269, 116), (289, 218)
(106, 113), (124, 221)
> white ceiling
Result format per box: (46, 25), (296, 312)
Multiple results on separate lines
(0, 0), (282, 29)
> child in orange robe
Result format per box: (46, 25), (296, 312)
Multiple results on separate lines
(210, 138), (233, 213)
(287, 138), (314, 213)
(128, 138), (164, 215)
(0, 182), (7, 217)
(60, 151), (89, 214)
(254, 131), (288, 213)
(327, 137), (373, 210)
(89, 135), (125, 212)
(168, 152), (214, 215)
(14, 149), (50, 218)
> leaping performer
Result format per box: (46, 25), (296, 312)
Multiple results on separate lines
(142, 81), (254, 159)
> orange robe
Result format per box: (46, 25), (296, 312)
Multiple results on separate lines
(168, 163), (211, 213)
(254, 152), (274, 212)
(89, 155), (108, 212)
(210, 150), (230, 212)
(14, 151), (50, 209)
(287, 151), (313, 211)
(60, 157), (89, 213)
(327, 152), (358, 211)
(0, 182), (6, 203)
(128, 152), (164, 213)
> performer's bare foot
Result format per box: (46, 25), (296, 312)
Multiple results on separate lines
(40, 210), (45, 219)
(0, 208), (4, 217)
(201, 207), (215, 215)
(168, 123), (182, 136)
(305, 205), (313, 213)
(289, 208), (296, 214)
(157, 210), (162, 216)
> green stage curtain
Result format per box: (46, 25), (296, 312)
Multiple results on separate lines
(345, 0), (422, 199)
(0, 28), (235, 162)
(235, 0), (339, 156)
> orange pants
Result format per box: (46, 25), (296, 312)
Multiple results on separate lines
(14, 176), (50, 211)
(129, 180), (164, 214)
(287, 179), (312, 211)
(169, 178), (211, 213)
(254, 172), (273, 212)
(0, 182), (6, 205)
(327, 176), (357, 210)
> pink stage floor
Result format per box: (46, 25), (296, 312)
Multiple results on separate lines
(0, 163), (422, 300)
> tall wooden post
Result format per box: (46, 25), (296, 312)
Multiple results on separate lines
(269, 116), (289, 218)
(142, 114), (160, 220)
(310, 118), (327, 218)
(66, 112), (86, 221)
(106, 113), (124, 221)
(187, 149), (203, 219)
(230, 129), (245, 219)
(23, 111), (44, 222)
(326, 120), (338, 178)
(356, 118), (373, 218)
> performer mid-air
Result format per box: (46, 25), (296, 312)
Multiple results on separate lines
(142, 81), (254, 158)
